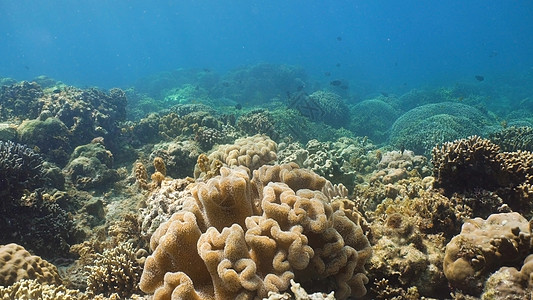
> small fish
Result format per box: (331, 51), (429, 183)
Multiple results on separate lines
(336, 63), (341, 67)
(337, 36), (342, 41)
(475, 75), (484, 81)
(296, 85), (304, 92)
(203, 68), (211, 72)
(330, 80), (342, 86)
(234, 103), (242, 110)
(339, 85), (349, 90)
(380, 92), (389, 97)
(24, 65), (29, 70)
(222, 82), (230, 87)
(324, 72), (331, 77)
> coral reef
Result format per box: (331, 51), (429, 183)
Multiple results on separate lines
(489, 125), (533, 152)
(349, 98), (400, 144)
(265, 279), (336, 300)
(194, 134), (277, 179)
(0, 140), (45, 201)
(85, 242), (143, 298)
(389, 102), (492, 155)
(64, 141), (121, 191)
(139, 177), (195, 242)
(140, 163), (372, 299)
(17, 116), (72, 166)
(0, 81), (44, 122)
(0, 243), (62, 287)
(290, 91), (350, 129)
(39, 86), (127, 148)
(213, 63), (307, 106)
(432, 135), (533, 216)
(277, 137), (379, 192)
(237, 109), (279, 140)
(0, 279), (88, 300)
(443, 212), (531, 296)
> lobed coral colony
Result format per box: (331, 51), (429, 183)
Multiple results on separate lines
(2, 67), (533, 299)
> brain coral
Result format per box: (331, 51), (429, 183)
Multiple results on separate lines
(389, 102), (492, 155)
(443, 212), (531, 296)
(0, 243), (62, 287)
(140, 163), (372, 299)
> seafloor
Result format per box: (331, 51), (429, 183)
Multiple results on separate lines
(1, 64), (533, 300)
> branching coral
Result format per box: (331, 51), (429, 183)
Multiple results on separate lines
(0, 140), (44, 201)
(85, 242), (144, 298)
(432, 136), (533, 216)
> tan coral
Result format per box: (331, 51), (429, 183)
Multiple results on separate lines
(195, 135), (277, 180)
(153, 156), (167, 176)
(0, 279), (87, 300)
(140, 164), (371, 300)
(0, 243), (62, 287)
(85, 242), (143, 298)
(443, 212), (531, 296)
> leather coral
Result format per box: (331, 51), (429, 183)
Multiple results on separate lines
(140, 163), (371, 299)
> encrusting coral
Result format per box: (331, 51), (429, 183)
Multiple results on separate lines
(140, 163), (372, 299)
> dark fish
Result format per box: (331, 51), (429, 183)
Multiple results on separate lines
(475, 75), (484, 81)
(24, 65), (29, 70)
(330, 80), (342, 86)
(339, 85), (349, 90)
(324, 72), (331, 77)
(222, 82), (230, 87)
(296, 85), (304, 92)
(336, 63), (341, 67)
(203, 68), (211, 72)
(234, 103), (242, 110)
(337, 36), (342, 41)
(53, 88), (61, 94)
(381, 92), (389, 97)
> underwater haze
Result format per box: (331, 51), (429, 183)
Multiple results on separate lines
(5, 1), (533, 299)
(1, 0), (533, 90)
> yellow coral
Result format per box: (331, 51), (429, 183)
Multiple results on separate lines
(153, 156), (167, 176)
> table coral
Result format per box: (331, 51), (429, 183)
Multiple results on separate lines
(443, 212), (531, 296)
(140, 163), (371, 299)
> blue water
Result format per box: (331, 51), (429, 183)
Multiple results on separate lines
(1, 1), (532, 91)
